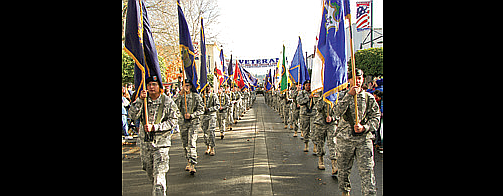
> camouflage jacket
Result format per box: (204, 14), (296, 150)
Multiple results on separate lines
(202, 92), (220, 115)
(297, 90), (315, 116)
(218, 92), (230, 112)
(333, 90), (381, 140)
(314, 97), (335, 126)
(128, 94), (179, 147)
(174, 91), (204, 124)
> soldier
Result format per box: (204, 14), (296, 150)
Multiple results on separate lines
(226, 86), (234, 130)
(297, 80), (318, 152)
(333, 69), (381, 196)
(217, 86), (230, 139)
(201, 87), (220, 156)
(174, 79), (204, 175)
(290, 82), (302, 137)
(313, 90), (337, 173)
(128, 76), (179, 196)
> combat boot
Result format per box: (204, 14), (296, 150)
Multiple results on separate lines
(341, 191), (350, 196)
(318, 156), (325, 170)
(293, 131), (297, 137)
(209, 147), (215, 156)
(313, 144), (317, 154)
(331, 159), (338, 176)
(205, 145), (210, 154)
(189, 163), (196, 174)
(304, 143), (309, 152)
(185, 162), (191, 171)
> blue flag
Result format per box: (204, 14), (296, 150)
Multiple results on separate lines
(199, 18), (208, 92)
(288, 37), (310, 89)
(124, 0), (162, 100)
(178, 0), (198, 92)
(265, 69), (272, 92)
(314, 0), (350, 105)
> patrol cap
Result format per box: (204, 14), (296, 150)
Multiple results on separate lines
(303, 80), (311, 85)
(146, 76), (163, 88)
(348, 68), (363, 79)
(183, 79), (193, 86)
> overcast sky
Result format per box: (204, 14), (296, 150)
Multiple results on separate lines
(214, 0), (383, 70)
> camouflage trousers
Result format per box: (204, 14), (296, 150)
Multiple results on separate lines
(202, 114), (216, 147)
(313, 124), (336, 160)
(227, 105), (234, 125)
(336, 137), (376, 196)
(282, 103), (289, 125)
(180, 119), (200, 164)
(299, 114), (314, 144)
(140, 143), (170, 196)
(290, 109), (299, 132)
(216, 111), (226, 133)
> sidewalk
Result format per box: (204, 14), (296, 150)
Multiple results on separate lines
(122, 96), (383, 196)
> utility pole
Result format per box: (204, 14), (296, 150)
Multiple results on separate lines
(370, 0), (374, 48)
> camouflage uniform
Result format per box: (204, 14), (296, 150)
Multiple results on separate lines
(289, 88), (300, 133)
(128, 93), (179, 196)
(333, 90), (381, 196)
(226, 90), (234, 126)
(297, 89), (315, 144)
(174, 91), (204, 165)
(201, 92), (220, 147)
(217, 92), (230, 135)
(313, 96), (336, 160)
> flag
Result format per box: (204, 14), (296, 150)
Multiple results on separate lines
(288, 37), (310, 89)
(280, 45), (288, 93)
(312, 0), (350, 106)
(233, 60), (244, 89)
(356, 1), (371, 32)
(227, 54), (233, 86)
(198, 17), (208, 92)
(265, 69), (272, 92)
(124, 0), (163, 100)
(178, 0), (198, 92)
(216, 49), (225, 86)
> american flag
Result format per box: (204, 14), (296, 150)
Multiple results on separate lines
(356, 1), (371, 32)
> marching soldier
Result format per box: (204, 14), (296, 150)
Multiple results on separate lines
(128, 76), (179, 196)
(174, 79), (204, 175)
(333, 69), (381, 196)
(290, 82), (301, 137)
(226, 86), (234, 130)
(313, 90), (337, 173)
(217, 86), (230, 139)
(201, 87), (220, 156)
(297, 80), (318, 152)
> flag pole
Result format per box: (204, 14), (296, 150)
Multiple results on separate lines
(138, 0), (149, 128)
(347, 14), (359, 123)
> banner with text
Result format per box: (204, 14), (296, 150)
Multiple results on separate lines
(238, 58), (280, 68)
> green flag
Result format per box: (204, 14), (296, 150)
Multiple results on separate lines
(280, 45), (288, 93)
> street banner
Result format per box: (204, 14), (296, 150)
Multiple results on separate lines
(356, 1), (371, 32)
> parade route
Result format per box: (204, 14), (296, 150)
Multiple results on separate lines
(122, 96), (383, 196)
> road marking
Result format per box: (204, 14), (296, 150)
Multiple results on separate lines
(251, 105), (273, 196)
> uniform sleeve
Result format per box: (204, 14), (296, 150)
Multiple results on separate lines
(297, 91), (309, 105)
(190, 93), (205, 119)
(154, 96), (180, 132)
(208, 94), (220, 112)
(362, 94), (381, 133)
(128, 97), (144, 121)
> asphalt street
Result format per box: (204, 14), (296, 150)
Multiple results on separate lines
(122, 95), (383, 196)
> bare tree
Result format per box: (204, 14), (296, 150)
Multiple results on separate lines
(123, 0), (221, 76)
